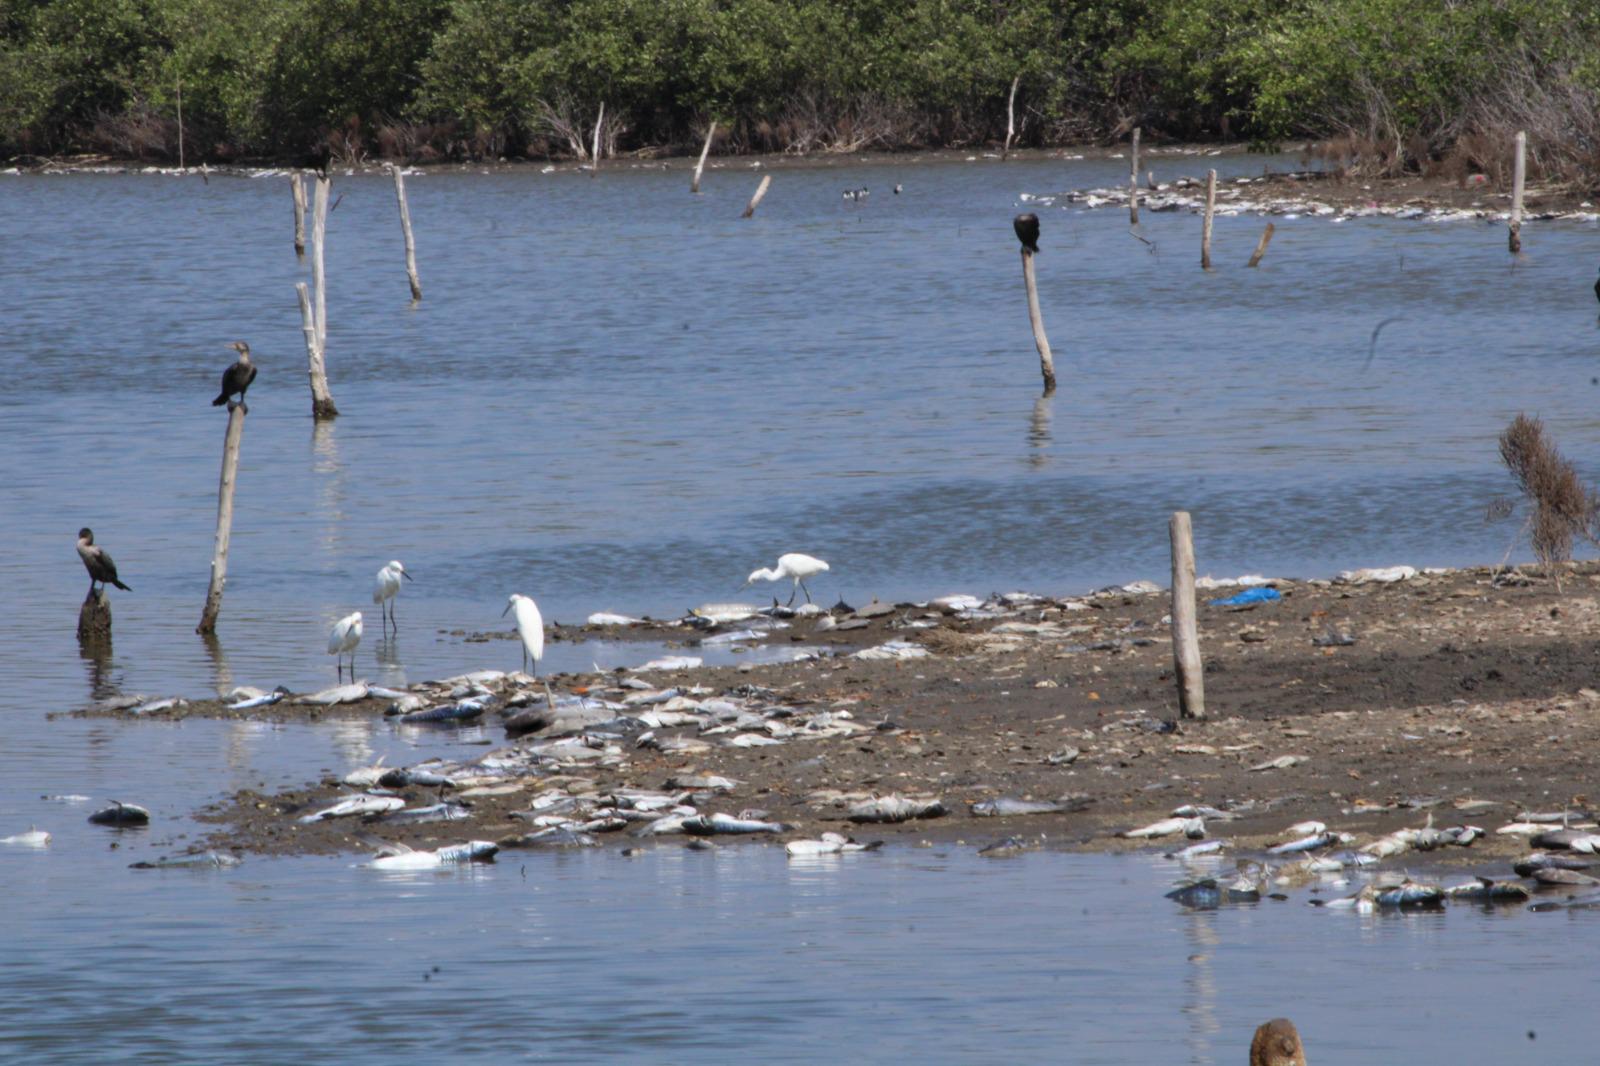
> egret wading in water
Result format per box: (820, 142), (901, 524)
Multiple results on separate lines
(372, 560), (413, 635)
(328, 611), (363, 680)
(503, 594), (544, 676)
(742, 553), (829, 606)
(212, 341), (257, 412)
(76, 528), (131, 596)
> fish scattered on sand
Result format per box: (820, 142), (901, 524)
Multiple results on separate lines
(680, 813), (793, 835)
(228, 686), (290, 710)
(297, 794), (405, 823)
(847, 795), (947, 824)
(296, 682), (370, 706)
(397, 698), (489, 724)
(970, 797), (1085, 818)
(1122, 816), (1205, 840)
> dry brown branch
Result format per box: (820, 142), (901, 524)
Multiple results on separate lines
(1498, 413), (1599, 586)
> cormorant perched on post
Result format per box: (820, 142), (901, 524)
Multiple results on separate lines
(212, 341), (256, 412)
(1014, 213), (1041, 254)
(77, 529), (131, 594)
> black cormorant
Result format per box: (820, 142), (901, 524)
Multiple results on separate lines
(77, 528), (131, 593)
(212, 341), (257, 411)
(1014, 213), (1040, 254)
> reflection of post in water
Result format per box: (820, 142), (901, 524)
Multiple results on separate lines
(311, 417), (348, 551)
(200, 630), (233, 696)
(1182, 910), (1221, 1064)
(77, 632), (116, 701)
(1027, 394), (1053, 468)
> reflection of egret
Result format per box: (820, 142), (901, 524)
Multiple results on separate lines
(328, 611), (363, 679)
(503, 594), (544, 675)
(373, 560), (413, 634)
(742, 553), (829, 605)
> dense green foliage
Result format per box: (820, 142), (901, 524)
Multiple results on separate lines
(3, 0), (1597, 181)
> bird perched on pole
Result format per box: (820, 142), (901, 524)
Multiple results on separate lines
(742, 552), (829, 606)
(503, 594), (544, 676)
(212, 341), (257, 412)
(1013, 213), (1041, 254)
(76, 528), (131, 596)
(373, 560), (413, 635)
(328, 611), (362, 680)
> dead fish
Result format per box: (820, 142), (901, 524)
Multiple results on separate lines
(371, 802), (472, 825)
(1528, 891), (1600, 912)
(88, 801), (150, 827)
(228, 686), (291, 710)
(633, 656), (703, 672)
(377, 767), (458, 789)
(586, 612), (640, 626)
(1373, 880), (1446, 908)
(1171, 804), (1236, 821)
(341, 758), (388, 788)
(129, 697), (187, 716)
(688, 603), (760, 624)
(1284, 821), (1327, 836)
(1122, 816), (1205, 840)
(1531, 867), (1600, 887)
(723, 733), (782, 748)
(40, 794), (91, 804)
(1444, 877), (1529, 903)
(1534, 828), (1600, 852)
(398, 698), (489, 724)
(1165, 840), (1226, 860)
(978, 837), (1028, 858)
(1517, 809), (1592, 824)
(847, 796), (948, 824)
(0, 827), (51, 846)
(699, 629), (764, 645)
(681, 813), (793, 835)
(297, 682), (370, 705)
(970, 797), (1070, 818)
(365, 839), (498, 870)
(665, 774), (740, 791)
(1249, 755), (1306, 772)
(1514, 853), (1593, 876)
(1268, 831), (1338, 855)
(129, 852), (241, 869)
(297, 794), (405, 823)
(500, 827), (600, 848)
(1166, 876), (1260, 909)
(784, 833), (881, 857)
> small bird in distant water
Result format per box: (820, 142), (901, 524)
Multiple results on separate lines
(212, 341), (257, 412)
(1014, 213), (1041, 254)
(76, 528), (131, 596)
(742, 552), (829, 606)
(328, 611), (363, 680)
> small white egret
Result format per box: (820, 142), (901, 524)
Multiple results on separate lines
(742, 552), (830, 606)
(328, 611), (363, 680)
(502, 594), (544, 676)
(372, 560), (413, 634)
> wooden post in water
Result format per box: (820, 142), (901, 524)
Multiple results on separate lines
(390, 165), (422, 301)
(304, 176), (339, 418)
(291, 173), (307, 257)
(1014, 214), (1055, 396)
(1200, 168), (1217, 270)
(1169, 510), (1205, 719)
(1002, 75), (1021, 160)
(1246, 222), (1275, 267)
(197, 404), (246, 635)
(176, 79), (185, 170)
(691, 120), (716, 194)
(1129, 127), (1140, 225)
(78, 589), (112, 640)
(741, 174), (772, 218)
(1509, 130), (1526, 254)
(591, 101), (605, 178)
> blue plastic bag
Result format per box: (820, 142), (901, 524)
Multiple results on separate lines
(1207, 587), (1281, 607)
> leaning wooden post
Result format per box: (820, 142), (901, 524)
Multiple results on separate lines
(305, 176), (339, 418)
(1509, 130), (1526, 254)
(691, 120), (716, 194)
(590, 101), (604, 178)
(390, 165), (422, 301)
(1169, 510), (1205, 719)
(1200, 168), (1217, 270)
(291, 173), (307, 257)
(197, 404), (246, 635)
(1002, 74), (1021, 160)
(1246, 222), (1275, 267)
(1014, 214), (1056, 396)
(176, 79), (185, 170)
(78, 589), (112, 640)
(741, 174), (772, 218)
(1129, 127), (1140, 225)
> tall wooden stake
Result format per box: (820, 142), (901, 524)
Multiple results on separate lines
(1129, 127), (1140, 225)
(291, 173), (307, 257)
(591, 101), (604, 178)
(197, 404), (247, 635)
(1509, 130), (1526, 254)
(176, 79), (185, 170)
(741, 174), (772, 218)
(390, 165), (422, 301)
(1002, 75), (1021, 160)
(1200, 168), (1217, 270)
(1021, 250), (1056, 396)
(304, 176), (339, 418)
(1246, 222), (1276, 267)
(1169, 510), (1205, 719)
(691, 120), (716, 194)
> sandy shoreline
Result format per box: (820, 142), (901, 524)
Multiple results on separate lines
(70, 557), (1600, 897)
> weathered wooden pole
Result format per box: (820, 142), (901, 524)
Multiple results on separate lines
(291, 173), (307, 257)
(1246, 222), (1275, 267)
(78, 589), (112, 640)
(1169, 510), (1205, 719)
(1013, 213), (1056, 396)
(1509, 130), (1526, 254)
(1200, 168), (1217, 270)
(176, 79), (185, 170)
(691, 120), (716, 194)
(390, 165), (422, 301)
(1129, 127), (1140, 225)
(591, 101), (605, 178)
(741, 174), (772, 218)
(304, 176), (339, 418)
(197, 404), (247, 635)
(1002, 75), (1021, 160)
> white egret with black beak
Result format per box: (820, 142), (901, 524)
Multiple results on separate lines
(503, 594), (544, 676)
(742, 552), (829, 605)
(328, 611), (363, 680)
(373, 560), (413, 634)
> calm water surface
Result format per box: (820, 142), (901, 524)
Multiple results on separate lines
(3, 153), (1597, 1060)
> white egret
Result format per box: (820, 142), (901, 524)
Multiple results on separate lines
(328, 611), (363, 680)
(372, 560), (413, 634)
(742, 552), (829, 605)
(502, 594), (544, 676)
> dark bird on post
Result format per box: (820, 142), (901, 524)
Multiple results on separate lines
(212, 341), (256, 412)
(1014, 213), (1041, 254)
(77, 528), (131, 594)
(1593, 267), (1599, 306)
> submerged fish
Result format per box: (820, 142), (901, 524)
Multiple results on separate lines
(586, 612), (641, 626)
(784, 833), (881, 857)
(0, 827), (51, 846)
(398, 698), (488, 724)
(1166, 876), (1260, 909)
(88, 801), (150, 827)
(633, 656), (703, 672)
(1165, 840), (1226, 861)
(1444, 877), (1529, 903)
(297, 794), (405, 823)
(978, 837), (1028, 858)
(847, 796), (947, 824)
(499, 827), (600, 849)
(40, 794), (91, 804)
(228, 686), (291, 710)
(1514, 853), (1592, 876)
(680, 813), (793, 835)
(365, 840), (498, 870)
(129, 852), (241, 869)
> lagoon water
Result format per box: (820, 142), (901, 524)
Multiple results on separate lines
(3, 152), (1598, 1061)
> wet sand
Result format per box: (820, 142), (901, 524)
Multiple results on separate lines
(75, 560), (1600, 870)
